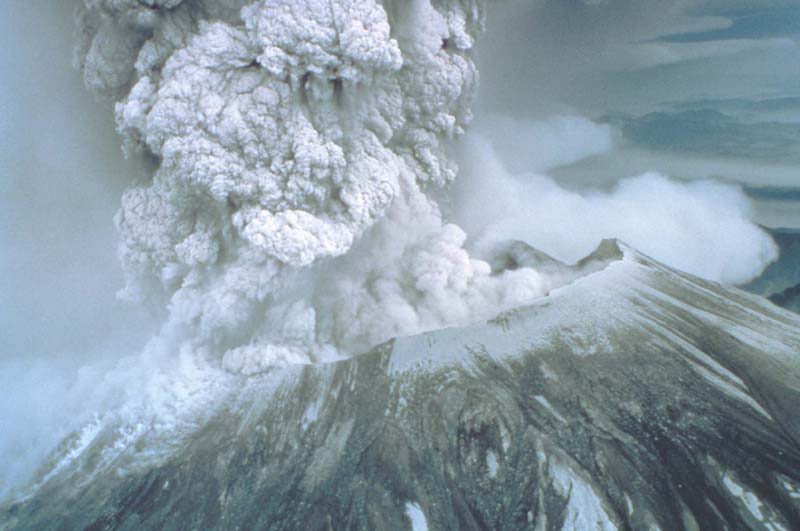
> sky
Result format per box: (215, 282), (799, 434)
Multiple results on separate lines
(475, 0), (800, 228)
(0, 3), (157, 496)
(0, 3), (156, 364)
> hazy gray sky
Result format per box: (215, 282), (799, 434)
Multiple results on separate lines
(0, 4), (158, 496)
(478, 0), (800, 115)
(0, 3), (155, 365)
(476, 0), (800, 228)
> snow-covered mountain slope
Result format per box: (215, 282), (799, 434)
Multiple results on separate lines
(3, 240), (800, 530)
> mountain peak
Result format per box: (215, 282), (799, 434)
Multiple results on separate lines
(5, 239), (800, 530)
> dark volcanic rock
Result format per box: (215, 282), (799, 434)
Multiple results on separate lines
(770, 283), (800, 314)
(745, 227), (800, 315)
(3, 241), (800, 530)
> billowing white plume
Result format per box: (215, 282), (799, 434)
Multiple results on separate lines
(74, 0), (551, 371)
(75, 0), (778, 378)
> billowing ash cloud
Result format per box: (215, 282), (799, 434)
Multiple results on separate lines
(74, 0), (552, 370)
(74, 0), (781, 372)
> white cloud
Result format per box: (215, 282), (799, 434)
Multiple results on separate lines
(471, 114), (615, 173)
(453, 128), (778, 285)
(612, 38), (797, 70)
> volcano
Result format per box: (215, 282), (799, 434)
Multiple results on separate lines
(4, 240), (799, 530)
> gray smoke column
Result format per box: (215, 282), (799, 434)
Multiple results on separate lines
(75, 0), (550, 372)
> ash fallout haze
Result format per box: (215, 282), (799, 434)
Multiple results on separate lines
(1, 1), (800, 530)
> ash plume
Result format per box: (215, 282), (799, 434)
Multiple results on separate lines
(73, 0), (780, 372)
(74, 0), (548, 371)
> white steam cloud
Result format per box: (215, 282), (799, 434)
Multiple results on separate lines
(470, 114), (615, 173)
(453, 117), (778, 286)
(66, 0), (778, 385)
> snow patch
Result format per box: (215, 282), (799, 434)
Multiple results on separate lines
(486, 450), (498, 478)
(777, 474), (800, 500)
(722, 472), (787, 530)
(405, 502), (429, 531)
(534, 395), (566, 423)
(549, 463), (617, 531)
